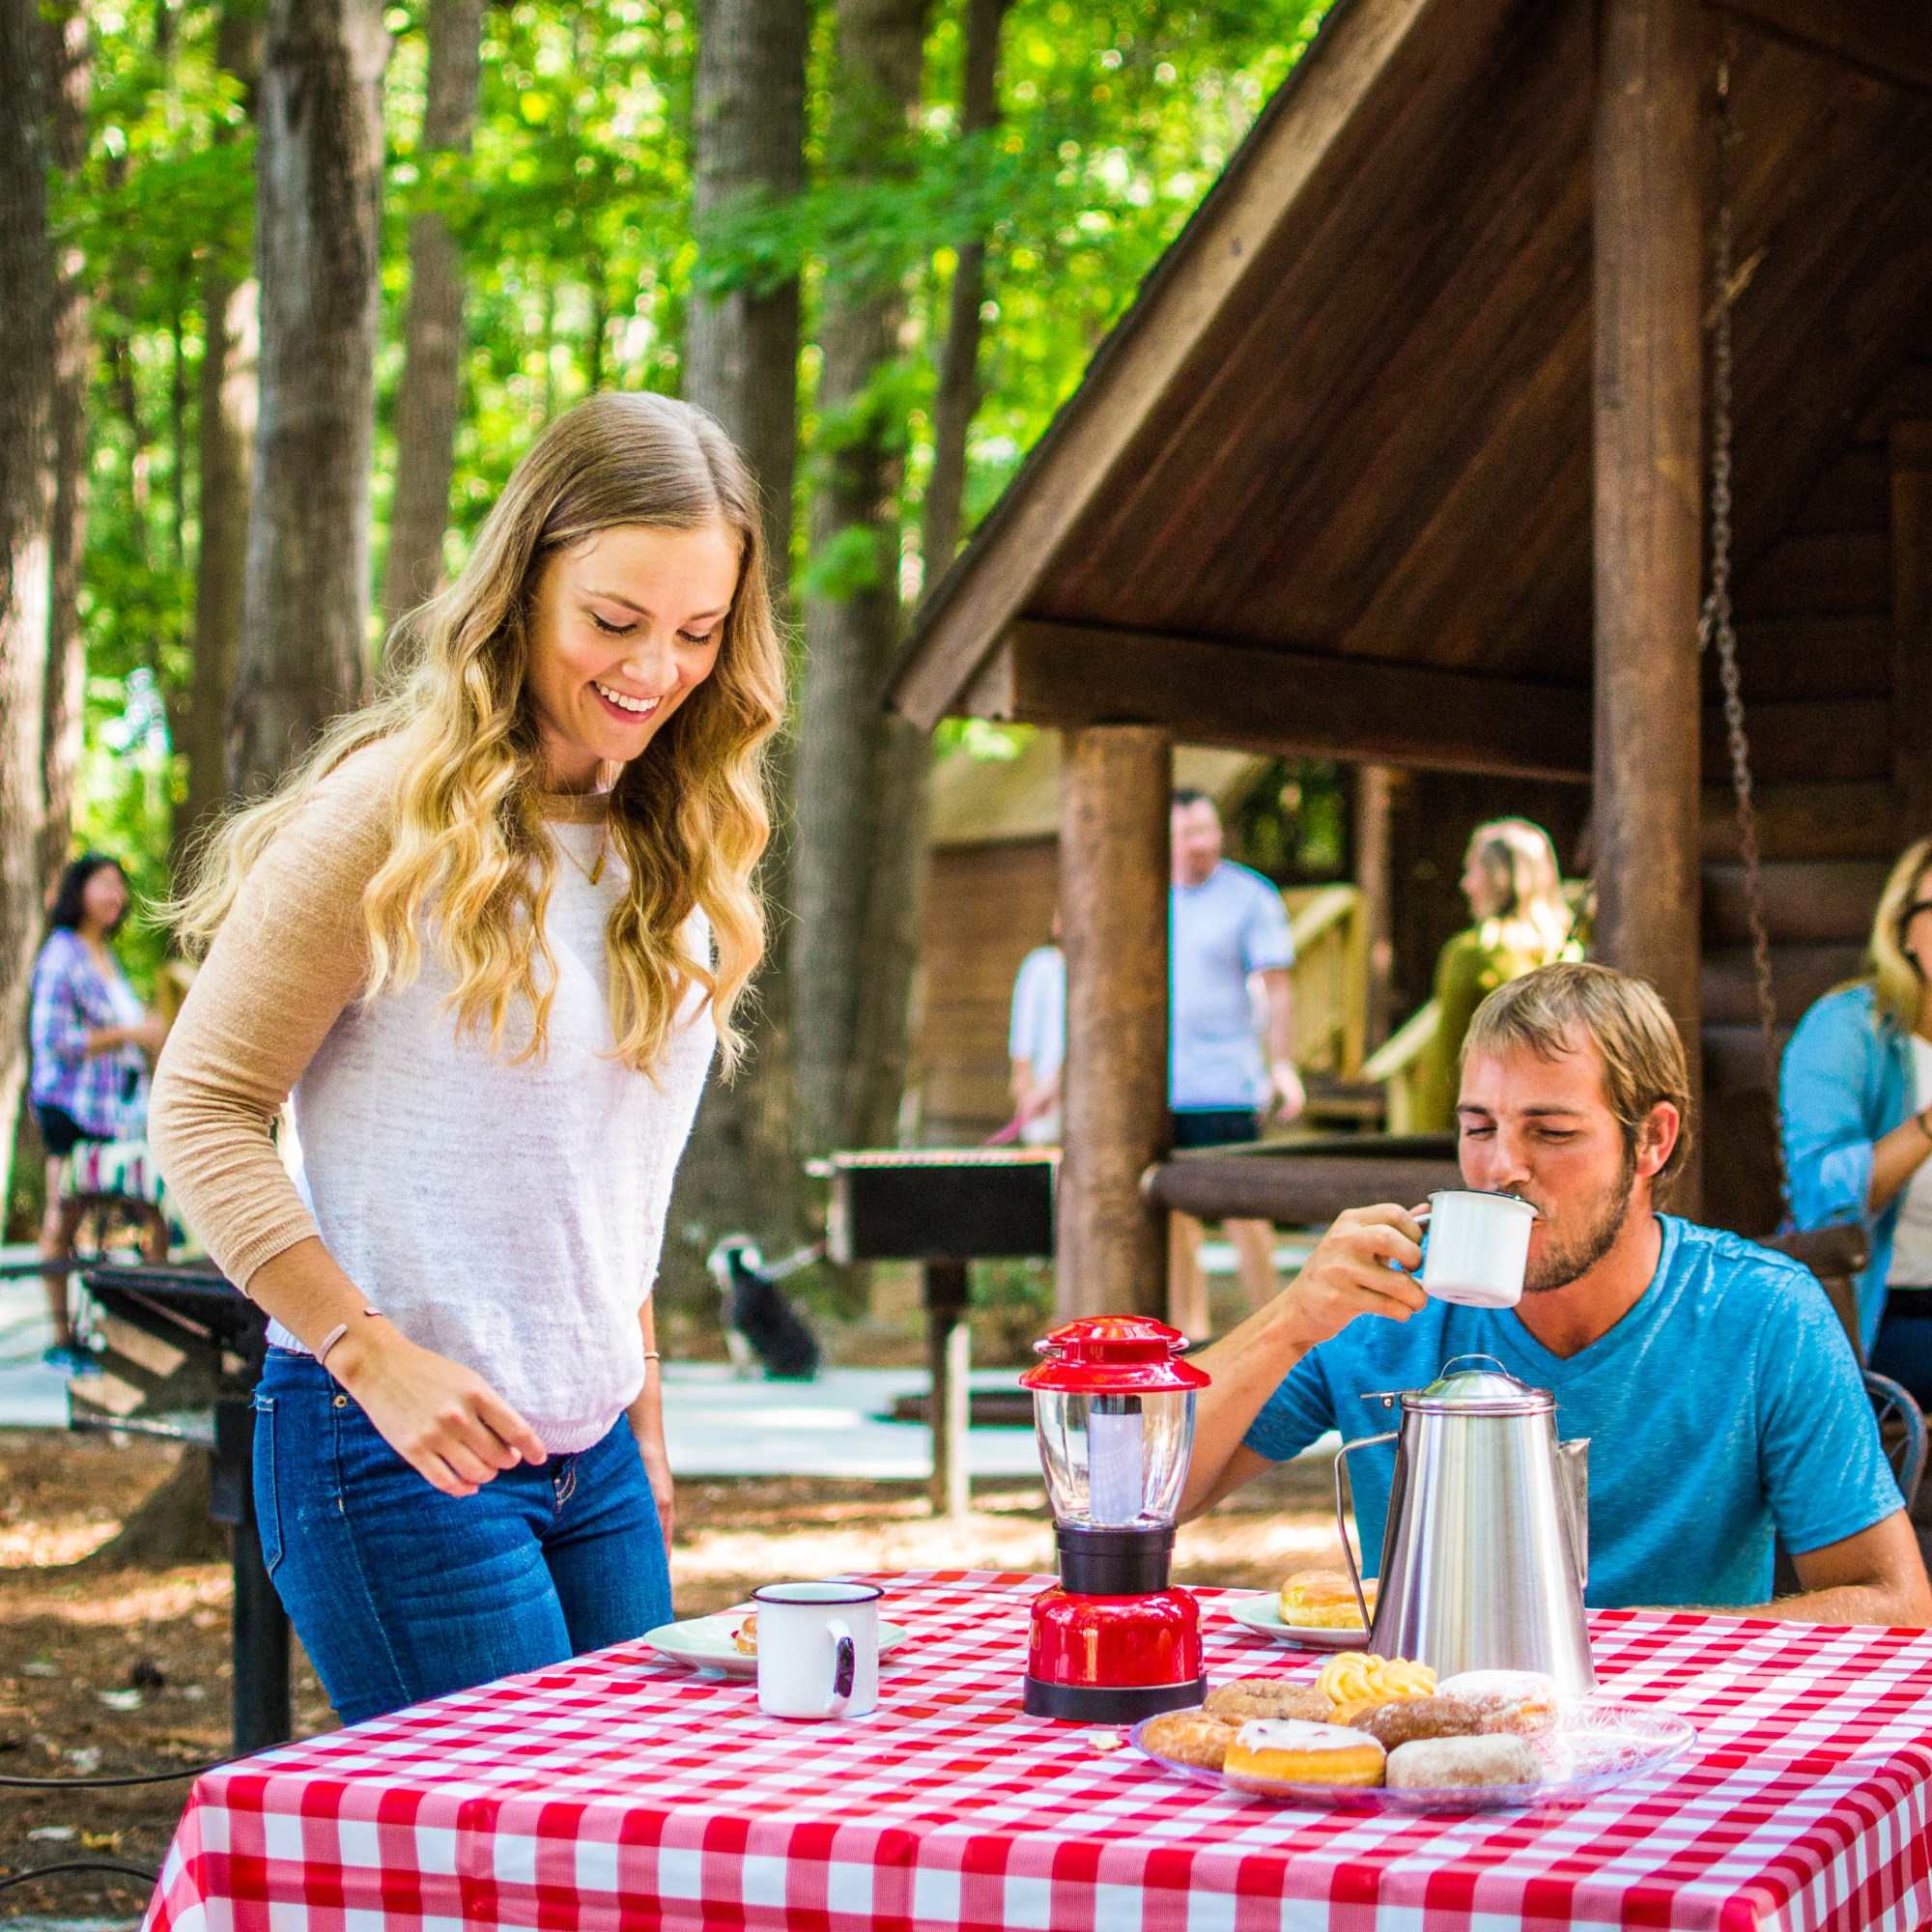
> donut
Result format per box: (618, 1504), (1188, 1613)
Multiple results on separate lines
(1350, 1693), (1490, 1747)
(1278, 1570), (1377, 1629)
(1140, 1709), (1239, 1771)
(1204, 1677), (1333, 1723)
(1433, 1669), (1561, 1734)
(1225, 1719), (1387, 1788)
(1317, 1652), (1436, 1723)
(1384, 1733), (1542, 1790)
(732, 1614), (757, 1656)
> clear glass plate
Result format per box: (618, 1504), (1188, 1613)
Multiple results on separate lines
(1130, 1702), (1696, 1812)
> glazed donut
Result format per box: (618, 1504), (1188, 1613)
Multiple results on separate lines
(1433, 1669), (1561, 1734)
(1384, 1733), (1542, 1789)
(1278, 1570), (1377, 1629)
(1141, 1709), (1240, 1771)
(1350, 1693), (1490, 1748)
(1225, 1719), (1387, 1788)
(1204, 1678), (1334, 1723)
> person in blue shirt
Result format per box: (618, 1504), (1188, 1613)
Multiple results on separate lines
(1780, 838), (1932, 1398)
(1169, 789), (1303, 1335)
(1180, 961), (1930, 1620)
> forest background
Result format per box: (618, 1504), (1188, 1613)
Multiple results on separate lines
(0, 0), (1327, 1332)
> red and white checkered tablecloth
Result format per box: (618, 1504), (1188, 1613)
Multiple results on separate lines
(144, 1572), (1932, 1932)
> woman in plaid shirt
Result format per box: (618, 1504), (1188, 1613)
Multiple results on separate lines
(30, 853), (169, 1372)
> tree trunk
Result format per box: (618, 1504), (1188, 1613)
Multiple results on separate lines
(381, 0), (481, 645)
(844, 0), (1009, 1150)
(793, 0), (930, 1156)
(178, 4), (262, 856)
(665, 0), (811, 1304)
(919, 0), (1006, 586)
(39, 0), (90, 895)
(229, 0), (388, 795)
(0, 0), (55, 1223)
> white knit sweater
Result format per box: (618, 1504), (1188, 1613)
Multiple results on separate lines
(151, 741), (715, 1453)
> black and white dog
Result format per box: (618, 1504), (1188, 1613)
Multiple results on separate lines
(706, 1236), (822, 1381)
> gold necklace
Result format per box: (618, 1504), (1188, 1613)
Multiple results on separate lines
(556, 822), (610, 887)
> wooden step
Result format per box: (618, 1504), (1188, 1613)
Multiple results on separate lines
(1700, 943), (1863, 1026)
(1701, 859), (1889, 945)
(1701, 781), (1899, 861)
(1701, 699), (1891, 784)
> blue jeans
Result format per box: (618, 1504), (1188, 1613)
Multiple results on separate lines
(253, 1350), (671, 1726)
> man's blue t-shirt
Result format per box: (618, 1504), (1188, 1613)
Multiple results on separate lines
(1171, 862), (1294, 1110)
(1242, 1217), (1901, 1608)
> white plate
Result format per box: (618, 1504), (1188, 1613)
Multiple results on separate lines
(1132, 1703), (1696, 1812)
(1225, 1594), (1370, 1651)
(644, 1607), (912, 1678)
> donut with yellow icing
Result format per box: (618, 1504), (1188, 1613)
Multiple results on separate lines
(1317, 1651), (1436, 1723)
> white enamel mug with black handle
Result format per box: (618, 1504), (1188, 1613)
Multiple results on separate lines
(753, 1580), (881, 1719)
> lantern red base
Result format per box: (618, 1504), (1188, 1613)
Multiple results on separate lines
(1023, 1585), (1205, 1722)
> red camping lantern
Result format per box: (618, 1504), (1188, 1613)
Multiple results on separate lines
(1019, 1317), (1210, 1722)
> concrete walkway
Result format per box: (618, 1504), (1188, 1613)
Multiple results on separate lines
(3, 1244), (1325, 1482)
(0, 1261), (1040, 1479)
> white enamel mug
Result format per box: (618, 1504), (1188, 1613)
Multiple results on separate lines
(753, 1580), (882, 1720)
(1416, 1189), (1537, 1308)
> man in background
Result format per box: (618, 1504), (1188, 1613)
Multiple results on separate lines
(1169, 788), (1304, 1337)
(1008, 914), (1064, 1145)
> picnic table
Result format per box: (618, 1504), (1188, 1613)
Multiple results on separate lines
(145, 1571), (1932, 1932)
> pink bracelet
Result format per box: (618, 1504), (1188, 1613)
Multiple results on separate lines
(315, 1309), (384, 1371)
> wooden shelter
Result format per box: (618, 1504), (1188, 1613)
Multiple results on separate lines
(886, 0), (1932, 1318)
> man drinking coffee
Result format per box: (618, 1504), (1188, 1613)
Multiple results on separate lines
(1180, 962), (1932, 1621)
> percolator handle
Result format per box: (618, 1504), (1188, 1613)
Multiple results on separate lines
(1437, 1352), (1510, 1378)
(1332, 1432), (1399, 1638)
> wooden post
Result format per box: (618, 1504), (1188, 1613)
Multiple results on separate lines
(1058, 725), (1173, 1320)
(1593, 0), (1706, 1208)
(1893, 423), (1932, 841)
(923, 1260), (971, 1519)
(1354, 764), (1397, 1057)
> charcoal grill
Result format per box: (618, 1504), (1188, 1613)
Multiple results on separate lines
(72, 1261), (289, 1753)
(815, 1148), (1056, 1518)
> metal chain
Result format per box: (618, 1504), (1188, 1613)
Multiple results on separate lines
(1697, 57), (1789, 1212)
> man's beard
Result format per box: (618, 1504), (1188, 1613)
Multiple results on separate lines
(1522, 1147), (1638, 1293)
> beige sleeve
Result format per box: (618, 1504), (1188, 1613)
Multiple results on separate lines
(149, 742), (403, 1292)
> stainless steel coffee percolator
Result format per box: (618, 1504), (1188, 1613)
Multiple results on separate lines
(1333, 1354), (1595, 1692)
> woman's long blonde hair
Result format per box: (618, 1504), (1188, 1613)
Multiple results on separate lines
(175, 391), (784, 1073)
(1867, 836), (1932, 1036)
(1466, 818), (1577, 963)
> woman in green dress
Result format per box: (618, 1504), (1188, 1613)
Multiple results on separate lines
(1412, 819), (1579, 1132)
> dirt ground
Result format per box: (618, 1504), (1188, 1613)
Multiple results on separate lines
(0, 1429), (1343, 1923)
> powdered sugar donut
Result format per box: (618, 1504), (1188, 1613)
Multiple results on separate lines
(1385, 1733), (1543, 1789)
(1433, 1669), (1561, 1734)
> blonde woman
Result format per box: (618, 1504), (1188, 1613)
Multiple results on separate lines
(149, 393), (782, 1723)
(1781, 838), (1932, 1395)
(1411, 819), (1578, 1132)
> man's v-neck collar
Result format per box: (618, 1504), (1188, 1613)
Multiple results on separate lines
(1494, 1213), (1681, 1380)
